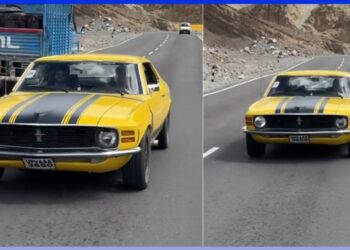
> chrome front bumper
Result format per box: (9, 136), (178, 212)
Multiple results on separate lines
(242, 126), (350, 136)
(0, 147), (141, 159)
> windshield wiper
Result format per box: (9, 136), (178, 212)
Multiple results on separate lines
(90, 86), (126, 96)
(335, 93), (344, 99)
(26, 85), (69, 93)
(115, 90), (125, 96)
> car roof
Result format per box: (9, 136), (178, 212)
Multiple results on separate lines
(278, 70), (350, 77)
(35, 54), (149, 64)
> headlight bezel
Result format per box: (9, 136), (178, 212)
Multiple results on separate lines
(254, 116), (266, 129)
(96, 128), (118, 149)
(335, 117), (348, 129)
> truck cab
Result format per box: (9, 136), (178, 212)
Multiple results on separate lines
(0, 4), (79, 95)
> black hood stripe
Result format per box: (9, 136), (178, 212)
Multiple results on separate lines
(2, 95), (42, 123)
(275, 97), (289, 114)
(68, 95), (101, 124)
(318, 97), (330, 113)
(284, 96), (321, 113)
(14, 93), (89, 124)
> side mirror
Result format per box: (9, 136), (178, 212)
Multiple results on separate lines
(148, 83), (160, 92)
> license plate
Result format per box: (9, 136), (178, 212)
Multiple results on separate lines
(289, 135), (309, 144)
(23, 158), (56, 170)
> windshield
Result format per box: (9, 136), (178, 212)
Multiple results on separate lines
(181, 23), (190, 27)
(18, 61), (143, 94)
(268, 76), (350, 98)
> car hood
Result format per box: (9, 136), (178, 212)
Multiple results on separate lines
(248, 96), (350, 115)
(0, 92), (144, 125)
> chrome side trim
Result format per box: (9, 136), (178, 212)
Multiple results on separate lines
(242, 126), (350, 136)
(0, 147), (141, 159)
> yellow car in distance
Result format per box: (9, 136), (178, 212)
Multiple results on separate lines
(244, 70), (350, 157)
(0, 54), (172, 190)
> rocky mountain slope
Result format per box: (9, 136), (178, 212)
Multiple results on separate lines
(203, 4), (350, 91)
(74, 5), (202, 32)
(205, 4), (350, 54)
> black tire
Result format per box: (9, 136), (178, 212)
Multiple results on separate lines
(157, 115), (170, 149)
(347, 143), (350, 157)
(0, 168), (4, 180)
(246, 134), (265, 157)
(122, 130), (151, 190)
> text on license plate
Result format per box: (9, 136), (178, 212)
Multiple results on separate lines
(23, 158), (56, 170)
(289, 135), (309, 144)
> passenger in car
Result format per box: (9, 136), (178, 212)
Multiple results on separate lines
(110, 65), (133, 94)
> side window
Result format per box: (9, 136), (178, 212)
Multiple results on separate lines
(347, 78), (350, 96)
(143, 63), (158, 85)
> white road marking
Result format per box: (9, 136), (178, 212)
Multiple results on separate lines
(203, 147), (220, 158)
(144, 34), (170, 57)
(337, 57), (345, 70)
(204, 57), (315, 97)
(87, 33), (143, 54)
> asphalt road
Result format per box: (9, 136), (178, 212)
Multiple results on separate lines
(0, 32), (203, 246)
(204, 55), (350, 246)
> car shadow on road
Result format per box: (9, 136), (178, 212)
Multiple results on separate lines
(0, 169), (138, 204)
(214, 136), (347, 165)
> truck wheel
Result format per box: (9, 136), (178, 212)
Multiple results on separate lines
(122, 130), (151, 190)
(246, 134), (265, 157)
(157, 115), (170, 149)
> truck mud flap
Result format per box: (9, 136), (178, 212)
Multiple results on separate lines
(0, 77), (18, 96)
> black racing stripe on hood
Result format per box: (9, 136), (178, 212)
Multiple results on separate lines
(318, 97), (330, 114)
(68, 95), (100, 124)
(14, 93), (89, 124)
(2, 95), (41, 123)
(284, 96), (321, 113)
(275, 97), (289, 114)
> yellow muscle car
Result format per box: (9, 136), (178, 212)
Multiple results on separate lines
(244, 70), (350, 157)
(0, 54), (172, 190)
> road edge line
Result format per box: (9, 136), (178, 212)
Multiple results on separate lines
(86, 33), (143, 54)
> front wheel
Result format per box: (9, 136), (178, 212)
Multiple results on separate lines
(347, 143), (350, 157)
(246, 134), (265, 157)
(122, 130), (151, 190)
(157, 115), (170, 149)
(0, 168), (4, 180)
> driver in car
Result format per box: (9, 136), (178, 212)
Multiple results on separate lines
(44, 65), (70, 88)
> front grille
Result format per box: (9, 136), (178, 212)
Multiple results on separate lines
(262, 115), (345, 130)
(0, 125), (104, 149)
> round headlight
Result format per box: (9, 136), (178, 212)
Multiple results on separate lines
(335, 117), (347, 129)
(254, 116), (266, 128)
(97, 129), (118, 148)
